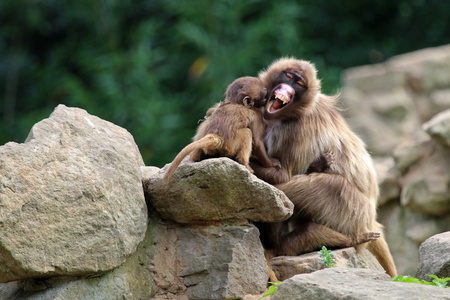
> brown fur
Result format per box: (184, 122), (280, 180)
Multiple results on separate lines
(253, 58), (397, 277)
(162, 76), (280, 182)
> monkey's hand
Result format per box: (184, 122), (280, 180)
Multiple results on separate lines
(323, 151), (334, 167)
(269, 158), (282, 169)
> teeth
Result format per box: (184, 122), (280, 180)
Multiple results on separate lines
(275, 94), (289, 104)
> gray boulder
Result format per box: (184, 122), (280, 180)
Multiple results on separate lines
(0, 206), (169, 300)
(416, 231), (450, 281)
(0, 105), (148, 283)
(143, 158), (293, 223)
(176, 222), (269, 299)
(272, 267), (450, 300)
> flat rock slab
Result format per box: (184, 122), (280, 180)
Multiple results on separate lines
(272, 267), (450, 300)
(270, 247), (384, 281)
(142, 158), (293, 223)
(0, 105), (147, 283)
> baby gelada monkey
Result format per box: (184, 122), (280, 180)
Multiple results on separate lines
(162, 76), (280, 182)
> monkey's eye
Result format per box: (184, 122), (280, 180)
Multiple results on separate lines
(285, 72), (293, 80)
(296, 76), (307, 88)
(296, 81), (305, 88)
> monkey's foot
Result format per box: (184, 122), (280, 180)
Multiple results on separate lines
(237, 157), (255, 174)
(351, 232), (380, 246)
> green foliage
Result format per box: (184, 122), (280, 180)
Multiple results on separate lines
(260, 281), (281, 298)
(392, 274), (450, 288)
(1, 0), (450, 167)
(319, 246), (335, 268)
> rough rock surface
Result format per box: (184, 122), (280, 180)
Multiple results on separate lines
(0, 206), (168, 300)
(373, 157), (400, 206)
(341, 45), (450, 156)
(416, 231), (450, 281)
(176, 222), (269, 299)
(143, 158), (293, 223)
(270, 247), (384, 281)
(423, 108), (450, 147)
(272, 267), (450, 300)
(394, 139), (450, 216)
(0, 105), (148, 283)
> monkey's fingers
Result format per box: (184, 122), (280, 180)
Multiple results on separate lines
(323, 152), (334, 167)
(356, 232), (381, 245)
(270, 158), (282, 169)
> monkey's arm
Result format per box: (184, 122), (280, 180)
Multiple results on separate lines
(250, 161), (291, 185)
(252, 140), (281, 169)
(248, 112), (281, 169)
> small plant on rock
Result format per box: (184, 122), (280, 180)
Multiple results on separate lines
(319, 246), (335, 268)
(392, 274), (450, 288)
(260, 281), (281, 298)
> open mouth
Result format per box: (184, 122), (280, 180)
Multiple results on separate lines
(267, 83), (295, 113)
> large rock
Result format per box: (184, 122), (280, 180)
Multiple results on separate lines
(143, 158), (293, 223)
(0, 205), (175, 300)
(0, 219), (160, 300)
(272, 267), (450, 300)
(0, 105), (148, 283)
(176, 222), (269, 299)
(416, 231), (450, 281)
(393, 139), (450, 216)
(270, 247), (384, 281)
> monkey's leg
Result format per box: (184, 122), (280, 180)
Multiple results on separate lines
(255, 221), (286, 251)
(234, 128), (254, 173)
(276, 173), (374, 236)
(252, 138), (281, 169)
(276, 173), (397, 276)
(190, 149), (204, 162)
(276, 222), (369, 256)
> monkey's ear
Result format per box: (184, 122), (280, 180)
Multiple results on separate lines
(243, 96), (254, 109)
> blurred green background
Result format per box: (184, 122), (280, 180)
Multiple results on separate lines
(1, 0), (449, 167)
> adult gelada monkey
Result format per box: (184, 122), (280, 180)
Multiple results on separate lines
(252, 58), (397, 277)
(162, 76), (280, 182)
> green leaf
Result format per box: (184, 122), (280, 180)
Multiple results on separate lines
(260, 281), (281, 298)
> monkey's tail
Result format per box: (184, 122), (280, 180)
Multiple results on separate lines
(367, 222), (397, 277)
(162, 134), (224, 182)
